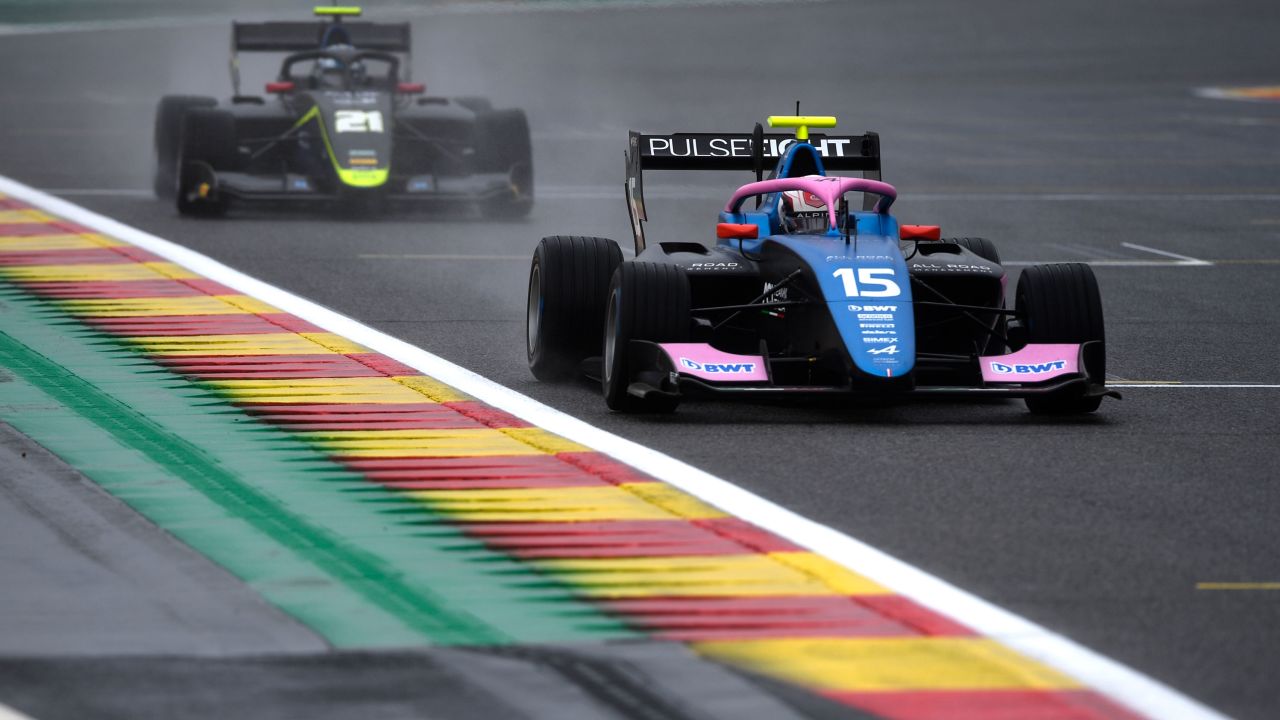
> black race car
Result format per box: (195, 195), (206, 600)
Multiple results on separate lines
(525, 115), (1118, 415)
(153, 6), (532, 217)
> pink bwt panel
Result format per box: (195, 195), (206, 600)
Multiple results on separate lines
(981, 343), (1080, 383)
(659, 343), (769, 383)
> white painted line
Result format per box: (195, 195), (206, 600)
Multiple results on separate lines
(1194, 86), (1280, 103)
(1003, 260), (1210, 267)
(1121, 242), (1213, 266)
(47, 188), (152, 198)
(357, 254), (526, 260)
(0, 0), (822, 36)
(37, 185), (1280, 204)
(0, 174), (1228, 720)
(1109, 384), (1280, 389)
(0, 702), (36, 720)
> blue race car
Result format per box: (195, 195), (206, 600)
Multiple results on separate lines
(526, 115), (1118, 414)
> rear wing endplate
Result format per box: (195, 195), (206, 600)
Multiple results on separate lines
(625, 128), (881, 253)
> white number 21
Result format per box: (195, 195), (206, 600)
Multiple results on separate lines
(334, 110), (385, 133)
(832, 268), (901, 298)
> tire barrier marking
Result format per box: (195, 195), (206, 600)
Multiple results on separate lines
(0, 189), (1165, 719)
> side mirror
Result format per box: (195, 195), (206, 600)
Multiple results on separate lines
(900, 224), (941, 240)
(717, 223), (758, 240)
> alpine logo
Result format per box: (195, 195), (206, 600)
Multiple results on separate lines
(990, 360), (1067, 374)
(681, 357), (757, 374)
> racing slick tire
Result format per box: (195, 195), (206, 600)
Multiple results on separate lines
(176, 108), (237, 217)
(153, 95), (216, 200)
(950, 237), (1001, 264)
(602, 262), (691, 413)
(476, 109), (533, 219)
(454, 96), (494, 114)
(950, 237), (1005, 353)
(1016, 263), (1106, 415)
(527, 236), (624, 381)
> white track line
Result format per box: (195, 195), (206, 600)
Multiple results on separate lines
(1121, 242), (1213, 266)
(1110, 384), (1280, 389)
(1003, 260), (1209, 267)
(0, 173), (1228, 720)
(0, 0), (823, 37)
(0, 703), (35, 720)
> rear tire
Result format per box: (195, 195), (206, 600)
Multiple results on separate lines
(476, 109), (533, 218)
(950, 236), (1001, 264)
(454, 96), (494, 114)
(153, 95), (216, 200)
(602, 263), (690, 413)
(527, 236), (624, 381)
(1016, 263), (1106, 414)
(176, 108), (237, 217)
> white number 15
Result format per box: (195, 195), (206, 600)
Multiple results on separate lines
(832, 267), (901, 298)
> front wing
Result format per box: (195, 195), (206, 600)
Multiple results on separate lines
(204, 168), (523, 206)
(621, 340), (1118, 402)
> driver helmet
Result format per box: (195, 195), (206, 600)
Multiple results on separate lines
(312, 56), (346, 89)
(779, 190), (830, 233)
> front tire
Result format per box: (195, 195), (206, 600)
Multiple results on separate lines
(476, 109), (533, 219)
(1016, 263), (1106, 414)
(175, 108), (237, 217)
(527, 236), (623, 380)
(602, 263), (690, 413)
(153, 95), (216, 200)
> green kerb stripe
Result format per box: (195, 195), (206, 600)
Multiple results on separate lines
(0, 285), (635, 646)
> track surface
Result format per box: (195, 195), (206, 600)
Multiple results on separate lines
(1, 1), (1278, 718)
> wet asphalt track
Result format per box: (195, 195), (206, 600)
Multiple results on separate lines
(2, 0), (1279, 718)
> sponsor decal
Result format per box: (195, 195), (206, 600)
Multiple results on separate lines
(691, 262), (740, 269)
(861, 330), (896, 335)
(867, 345), (899, 355)
(989, 360), (1067, 375)
(856, 313), (893, 320)
(912, 262), (994, 273)
(645, 135), (856, 159)
(826, 255), (894, 263)
(862, 337), (895, 344)
(848, 305), (897, 312)
(680, 357), (757, 374)
(859, 322), (895, 329)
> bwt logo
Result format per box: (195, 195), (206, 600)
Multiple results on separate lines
(681, 357), (756, 374)
(848, 305), (896, 312)
(990, 360), (1067, 374)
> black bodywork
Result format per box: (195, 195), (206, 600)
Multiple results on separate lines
(154, 13), (532, 216)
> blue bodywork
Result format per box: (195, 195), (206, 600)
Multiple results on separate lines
(716, 141), (916, 380)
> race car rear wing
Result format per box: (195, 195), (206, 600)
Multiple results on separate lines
(229, 20), (413, 95)
(232, 21), (411, 52)
(625, 125), (881, 253)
